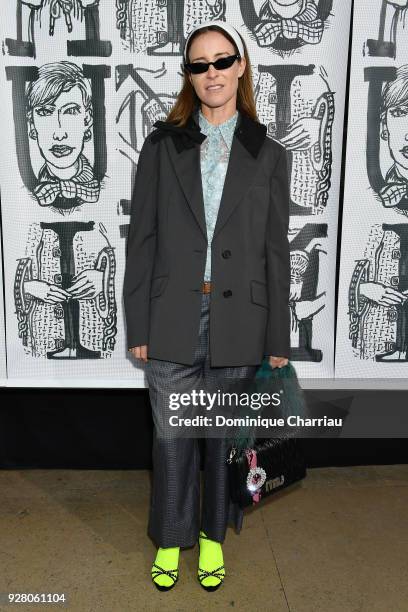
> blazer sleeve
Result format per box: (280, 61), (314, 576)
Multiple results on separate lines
(264, 144), (291, 359)
(123, 135), (158, 349)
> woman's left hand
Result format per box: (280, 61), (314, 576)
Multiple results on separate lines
(268, 356), (289, 369)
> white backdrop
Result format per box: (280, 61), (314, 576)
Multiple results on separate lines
(0, 0), (351, 387)
(336, 0), (408, 386)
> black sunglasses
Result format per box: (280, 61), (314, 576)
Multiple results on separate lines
(184, 53), (241, 75)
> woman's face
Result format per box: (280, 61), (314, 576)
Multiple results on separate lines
(187, 30), (246, 111)
(383, 103), (408, 171)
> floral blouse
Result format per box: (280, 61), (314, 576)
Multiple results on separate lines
(198, 109), (239, 281)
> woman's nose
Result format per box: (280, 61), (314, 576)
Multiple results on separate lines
(207, 64), (218, 76)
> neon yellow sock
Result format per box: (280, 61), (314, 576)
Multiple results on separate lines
(198, 530), (225, 587)
(151, 546), (180, 588)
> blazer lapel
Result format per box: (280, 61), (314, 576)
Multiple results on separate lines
(165, 135), (208, 241)
(162, 109), (267, 243)
(212, 131), (261, 240)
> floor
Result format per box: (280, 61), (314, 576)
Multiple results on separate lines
(0, 464), (407, 612)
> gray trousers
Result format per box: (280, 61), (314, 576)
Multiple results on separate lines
(145, 291), (257, 548)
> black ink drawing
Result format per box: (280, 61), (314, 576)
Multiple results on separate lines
(15, 221), (117, 359)
(115, 63), (178, 237)
(27, 61), (99, 213)
(241, 0), (332, 55)
(366, 0), (408, 59)
(4, 0), (111, 58)
(255, 63), (334, 215)
(349, 223), (408, 362)
(6, 61), (109, 215)
(349, 64), (408, 362)
(288, 224), (327, 362)
(365, 65), (408, 217)
(6, 61), (116, 359)
(116, 0), (225, 54)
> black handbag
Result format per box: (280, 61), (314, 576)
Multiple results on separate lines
(226, 359), (307, 509)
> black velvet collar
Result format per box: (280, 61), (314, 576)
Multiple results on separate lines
(151, 107), (267, 158)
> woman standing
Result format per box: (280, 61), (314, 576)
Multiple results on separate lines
(123, 20), (290, 591)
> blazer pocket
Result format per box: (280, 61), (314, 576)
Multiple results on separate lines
(150, 275), (168, 299)
(250, 279), (268, 308)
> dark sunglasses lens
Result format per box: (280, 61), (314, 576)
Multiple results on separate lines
(185, 54), (238, 74)
(214, 55), (237, 70)
(186, 62), (208, 74)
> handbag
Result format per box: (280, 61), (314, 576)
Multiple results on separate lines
(226, 358), (307, 509)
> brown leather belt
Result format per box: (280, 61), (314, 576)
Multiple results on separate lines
(202, 281), (212, 294)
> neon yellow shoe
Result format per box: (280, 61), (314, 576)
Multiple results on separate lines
(151, 546), (179, 591)
(197, 530), (225, 591)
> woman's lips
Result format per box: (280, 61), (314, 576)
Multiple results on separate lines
(50, 145), (74, 158)
(400, 146), (408, 159)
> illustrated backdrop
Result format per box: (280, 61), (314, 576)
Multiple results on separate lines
(0, 229), (6, 385)
(0, 1), (350, 387)
(336, 0), (408, 384)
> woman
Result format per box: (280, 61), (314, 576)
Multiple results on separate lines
(123, 19), (290, 591)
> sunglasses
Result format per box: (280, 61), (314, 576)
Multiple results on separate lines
(184, 53), (241, 75)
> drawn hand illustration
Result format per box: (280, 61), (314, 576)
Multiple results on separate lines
(358, 282), (407, 307)
(117, 0), (224, 54)
(24, 280), (71, 304)
(14, 222), (117, 359)
(367, 0), (408, 58)
(385, 0), (408, 8)
(287, 233), (326, 362)
(349, 224), (408, 361)
(255, 64), (334, 214)
(21, 0), (98, 36)
(279, 116), (321, 151)
(67, 269), (103, 299)
(6, 0), (110, 58)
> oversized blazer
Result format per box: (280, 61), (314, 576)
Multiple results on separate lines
(123, 107), (291, 367)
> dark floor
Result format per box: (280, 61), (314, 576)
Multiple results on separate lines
(1, 465), (407, 611)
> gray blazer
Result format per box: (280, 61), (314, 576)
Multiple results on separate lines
(123, 108), (291, 367)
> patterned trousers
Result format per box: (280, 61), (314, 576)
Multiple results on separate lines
(145, 291), (257, 548)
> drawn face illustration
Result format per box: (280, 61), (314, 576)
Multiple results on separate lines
(31, 85), (91, 171)
(383, 103), (408, 172)
(270, 0), (307, 18)
(187, 30), (246, 111)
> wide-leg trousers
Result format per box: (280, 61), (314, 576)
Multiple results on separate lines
(145, 291), (257, 548)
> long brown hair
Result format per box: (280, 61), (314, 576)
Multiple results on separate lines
(165, 25), (259, 127)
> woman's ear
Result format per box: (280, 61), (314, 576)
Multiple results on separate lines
(238, 56), (246, 79)
(380, 116), (389, 140)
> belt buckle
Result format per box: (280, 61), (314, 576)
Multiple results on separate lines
(202, 281), (211, 294)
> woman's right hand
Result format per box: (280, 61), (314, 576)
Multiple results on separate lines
(128, 345), (148, 362)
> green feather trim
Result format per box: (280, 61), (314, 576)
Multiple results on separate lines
(226, 359), (307, 454)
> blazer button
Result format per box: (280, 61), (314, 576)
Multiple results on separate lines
(222, 249), (231, 259)
(223, 289), (232, 298)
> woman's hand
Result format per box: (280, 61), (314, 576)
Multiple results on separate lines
(128, 345), (148, 362)
(268, 356), (289, 369)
